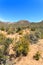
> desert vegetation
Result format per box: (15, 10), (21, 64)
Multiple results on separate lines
(33, 51), (40, 60)
(0, 20), (43, 65)
(14, 37), (29, 57)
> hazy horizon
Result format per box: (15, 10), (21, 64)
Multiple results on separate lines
(0, 0), (43, 22)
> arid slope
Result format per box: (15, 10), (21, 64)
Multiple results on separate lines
(15, 39), (43, 65)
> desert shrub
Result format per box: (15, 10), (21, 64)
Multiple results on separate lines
(26, 25), (29, 28)
(35, 32), (41, 39)
(16, 27), (22, 32)
(0, 33), (6, 45)
(14, 37), (29, 57)
(22, 41), (29, 56)
(5, 27), (9, 32)
(31, 27), (35, 31)
(19, 31), (23, 35)
(4, 38), (13, 55)
(0, 55), (6, 65)
(5, 38), (13, 45)
(0, 27), (5, 31)
(0, 49), (4, 58)
(0, 33), (13, 55)
(0, 45), (6, 56)
(7, 30), (14, 34)
(7, 26), (15, 34)
(4, 38), (13, 54)
(0, 45), (5, 54)
(29, 31), (41, 44)
(24, 34), (29, 41)
(0, 45), (6, 65)
(41, 32), (43, 39)
(24, 31), (40, 44)
(33, 51), (40, 60)
(15, 41), (23, 57)
(29, 34), (38, 44)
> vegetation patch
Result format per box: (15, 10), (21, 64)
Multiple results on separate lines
(33, 51), (40, 60)
(14, 37), (29, 57)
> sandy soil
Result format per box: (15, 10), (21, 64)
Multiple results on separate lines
(15, 39), (43, 65)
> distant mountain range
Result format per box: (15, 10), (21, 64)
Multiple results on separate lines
(0, 20), (43, 28)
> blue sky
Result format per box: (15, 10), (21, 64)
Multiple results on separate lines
(0, 0), (43, 22)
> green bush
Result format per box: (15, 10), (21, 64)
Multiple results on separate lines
(5, 38), (13, 45)
(31, 27), (35, 31)
(4, 38), (13, 50)
(7, 30), (14, 34)
(4, 38), (13, 53)
(41, 32), (43, 39)
(15, 41), (23, 57)
(14, 37), (29, 57)
(16, 27), (22, 33)
(0, 33), (6, 45)
(0, 49), (4, 58)
(24, 34), (29, 41)
(7, 26), (15, 34)
(0, 45), (6, 64)
(33, 51), (40, 60)
(0, 27), (5, 31)
(22, 42), (29, 56)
